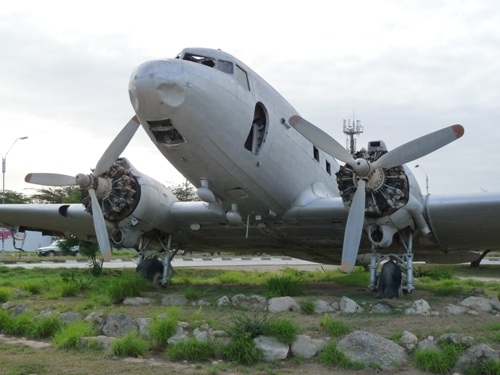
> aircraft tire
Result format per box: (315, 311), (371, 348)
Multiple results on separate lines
(136, 258), (164, 284)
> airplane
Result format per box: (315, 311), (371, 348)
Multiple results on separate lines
(1, 47), (500, 292)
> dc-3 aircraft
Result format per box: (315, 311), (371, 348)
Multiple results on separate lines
(1, 48), (500, 294)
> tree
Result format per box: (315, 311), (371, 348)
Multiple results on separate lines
(30, 186), (82, 204)
(169, 179), (199, 202)
(0, 190), (31, 204)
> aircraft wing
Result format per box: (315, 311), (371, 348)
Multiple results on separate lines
(0, 204), (97, 242)
(425, 192), (500, 252)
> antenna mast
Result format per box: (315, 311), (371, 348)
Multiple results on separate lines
(343, 112), (363, 154)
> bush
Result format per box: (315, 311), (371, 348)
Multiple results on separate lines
(111, 332), (149, 357)
(320, 315), (351, 337)
(166, 337), (213, 361)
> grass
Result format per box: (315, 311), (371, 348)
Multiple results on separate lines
(53, 321), (98, 349)
(110, 332), (149, 357)
(166, 337), (213, 361)
(320, 315), (352, 337)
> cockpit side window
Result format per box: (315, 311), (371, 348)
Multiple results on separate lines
(235, 65), (250, 91)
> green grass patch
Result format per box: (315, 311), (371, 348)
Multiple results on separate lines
(149, 308), (180, 349)
(53, 321), (97, 349)
(110, 332), (149, 357)
(166, 337), (213, 361)
(413, 342), (465, 374)
(265, 274), (304, 297)
(105, 271), (152, 303)
(220, 336), (262, 365)
(0, 286), (13, 303)
(320, 315), (352, 337)
(300, 300), (315, 315)
(264, 318), (300, 344)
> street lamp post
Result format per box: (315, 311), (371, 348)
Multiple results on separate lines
(1, 136), (28, 255)
(414, 164), (429, 195)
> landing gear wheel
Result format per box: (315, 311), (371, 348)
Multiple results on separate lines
(136, 258), (164, 286)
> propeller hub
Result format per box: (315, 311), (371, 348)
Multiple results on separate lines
(352, 158), (371, 177)
(75, 174), (92, 189)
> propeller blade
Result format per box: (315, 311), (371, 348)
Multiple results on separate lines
(25, 173), (76, 186)
(372, 124), (464, 170)
(341, 179), (366, 273)
(88, 188), (111, 261)
(94, 116), (140, 176)
(289, 115), (356, 165)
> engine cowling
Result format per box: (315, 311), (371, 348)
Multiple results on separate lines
(82, 158), (178, 247)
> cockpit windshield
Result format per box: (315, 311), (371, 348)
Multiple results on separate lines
(179, 52), (234, 75)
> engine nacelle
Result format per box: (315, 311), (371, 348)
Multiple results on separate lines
(82, 158), (178, 247)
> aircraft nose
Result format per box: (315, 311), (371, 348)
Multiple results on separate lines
(128, 59), (186, 119)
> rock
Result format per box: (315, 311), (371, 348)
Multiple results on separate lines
(135, 317), (153, 339)
(460, 296), (494, 313)
(443, 304), (467, 315)
(231, 294), (267, 310)
(268, 296), (299, 313)
(291, 335), (326, 359)
(254, 335), (289, 362)
(217, 296), (231, 307)
(101, 313), (138, 337)
(58, 312), (82, 324)
(405, 299), (433, 316)
(84, 311), (105, 328)
(339, 297), (364, 313)
(371, 303), (393, 314)
(81, 335), (116, 350)
(162, 294), (188, 306)
(417, 338), (439, 351)
(438, 333), (475, 348)
(337, 330), (408, 370)
(167, 326), (188, 345)
(314, 299), (335, 314)
(123, 297), (152, 305)
(399, 330), (418, 351)
(455, 343), (499, 372)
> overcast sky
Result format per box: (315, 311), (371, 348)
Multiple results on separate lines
(1, 1), (499, 197)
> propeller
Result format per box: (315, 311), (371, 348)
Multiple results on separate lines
(289, 115), (464, 272)
(25, 115), (141, 261)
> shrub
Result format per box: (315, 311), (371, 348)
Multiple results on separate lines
(320, 315), (351, 337)
(166, 337), (213, 361)
(265, 275), (303, 297)
(264, 318), (299, 344)
(300, 300), (315, 315)
(53, 321), (97, 349)
(111, 332), (149, 357)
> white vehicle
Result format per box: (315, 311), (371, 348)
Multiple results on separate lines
(36, 240), (79, 257)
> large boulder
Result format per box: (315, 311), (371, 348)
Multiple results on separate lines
(338, 330), (408, 370)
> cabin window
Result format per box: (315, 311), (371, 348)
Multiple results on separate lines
(182, 53), (216, 67)
(244, 103), (268, 155)
(235, 65), (250, 91)
(313, 146), (319, 162)
(326, 160), (331, 175)
(147, 119), (185, 145)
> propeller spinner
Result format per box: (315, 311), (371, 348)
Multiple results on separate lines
(289, 115), (464, 272)
(25, 116), (141, 261)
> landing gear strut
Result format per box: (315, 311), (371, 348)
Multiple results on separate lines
(135, 233), (179, 287)
(369, 231), (415, 297)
